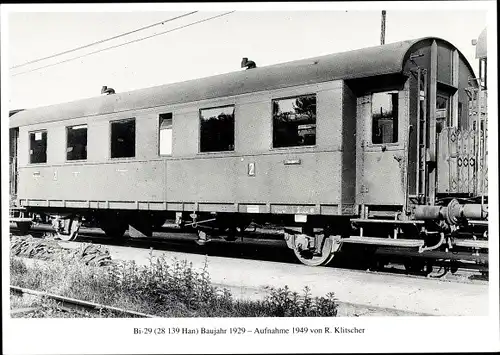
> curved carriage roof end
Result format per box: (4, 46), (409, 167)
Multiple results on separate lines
(475, 27), (487, 59)
(10, 37), (474, 128)
(9, 109), (25, 117)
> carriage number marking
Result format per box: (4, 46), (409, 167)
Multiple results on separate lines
(248, 162), (255, 176)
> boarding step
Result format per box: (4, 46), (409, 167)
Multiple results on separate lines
(454, 239), (488, 249)
(340, 236), (424, 247)
(10, 217), (33, 223)
(467, 220), (488, 226)
(351, 218), (425, 225)
(375, 247), (488, 263)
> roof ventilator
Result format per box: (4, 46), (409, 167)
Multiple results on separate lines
(101, 86), (116, 95)
(241, 57), (256, 70)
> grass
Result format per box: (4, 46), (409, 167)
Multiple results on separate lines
(10, 251), (338, 318)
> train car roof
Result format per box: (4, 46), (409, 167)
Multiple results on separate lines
(10, 37), (474, 128)
(475, 27), (487, 59)
(9, 109), (24, 117)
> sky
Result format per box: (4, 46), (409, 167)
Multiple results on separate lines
(3, 2), (495, 110)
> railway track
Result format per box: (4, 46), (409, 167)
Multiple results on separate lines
(9, 226), (489, 316)
(10, 285), (155, 318)
(10, 223), (488, 283)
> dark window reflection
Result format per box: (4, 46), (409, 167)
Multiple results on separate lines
(111, 119), (135, 158)
(371, 92), (398, 144)
(66, 125), (87, 161)
(436, 95), (449, 110)
(273, 95), (316, 148)
(200, 106), (235, 152)
(29, 131), (47, 164)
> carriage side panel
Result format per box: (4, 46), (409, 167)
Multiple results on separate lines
(341, 83), (357, 212)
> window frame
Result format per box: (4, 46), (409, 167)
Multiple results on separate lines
(369, 90), (399, 146)
(109, 117), (136, 160)
(158, 113), (173, 157)
(65, 124), (88, 162)
(199, 104), (236, 153)
(28, 129), (48, 164)
(271, 93), (318, 150)
(436, 92), (450, 113)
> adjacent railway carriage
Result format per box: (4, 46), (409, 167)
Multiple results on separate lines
(9, 36), (489, 267)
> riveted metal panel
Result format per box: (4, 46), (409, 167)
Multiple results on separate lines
(18, 160), (166, 203)
(198, 203), (238, 213)
(341, 83), (357, 207)
(165, 151), (342, 206)
(48, 200), (64, 208)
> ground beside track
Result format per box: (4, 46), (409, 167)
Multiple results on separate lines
(58, 241), (488, 316)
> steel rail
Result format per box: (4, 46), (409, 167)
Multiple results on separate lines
(10, 285), (155, 318)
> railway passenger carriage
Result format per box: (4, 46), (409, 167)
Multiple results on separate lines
(9, 36), (489, 268)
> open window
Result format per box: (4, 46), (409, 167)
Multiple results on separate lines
(200, 105), (235, 152)
(66, 124), (87, 161)
(29, 130), (47, 164)
(159, 113), (173, 156)
(272, 94), (316, 148)
(371, 91), (398, 144)
(111, 118), (135, 158)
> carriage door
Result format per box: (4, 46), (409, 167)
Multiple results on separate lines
(356, 90), (407, 210)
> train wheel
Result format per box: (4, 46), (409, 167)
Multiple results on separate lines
(101, 224), (128, 239)
(221, 226), (239, 241)
(16, 222), (32, 235)
(54, 216), (82, 241)
(293, 235), (337, 267)
(404, 259), (427, 275)
(152, 216), (167, 230)
(97, 213), (129, 239)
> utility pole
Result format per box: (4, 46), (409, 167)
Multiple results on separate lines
(381, 10), (386, 45)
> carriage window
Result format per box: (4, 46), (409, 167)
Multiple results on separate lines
(66, 125), (87, 161)
(371, 91), (398, 144)
(436, 95), (448, 110)
(200, 105), (235, 152)
(436, 94), (451, 126)
(479, 58), (487, 90)
(273, 94), (316, 148)
(458, 103), (463, 128)
(111, 118), (135, 158)
(159, 113), (173, 156)
(29, 130), (47, 164)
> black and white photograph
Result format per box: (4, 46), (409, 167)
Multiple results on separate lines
(2, 1), (499, 354)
